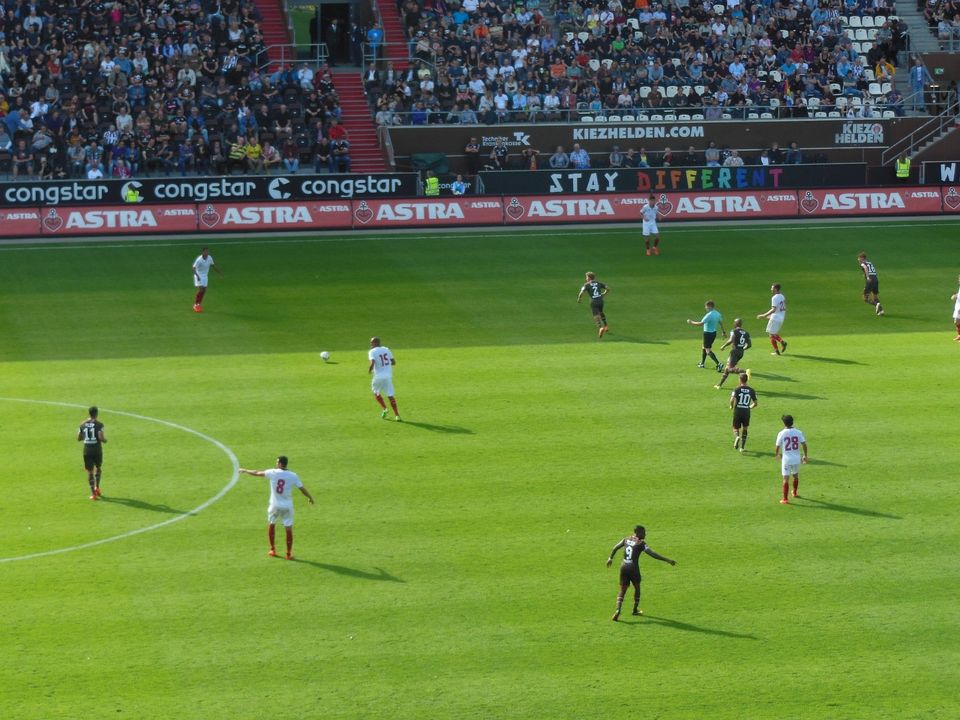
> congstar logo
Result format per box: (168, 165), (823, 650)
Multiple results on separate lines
(268, 178), (291, 200)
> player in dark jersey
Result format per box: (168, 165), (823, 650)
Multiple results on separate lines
(715, 319), (752, 389)
(857, 253), (884, 315)
(729, 373), (757, 452)
(577, 271), (610, 338)
(606, 524), (676, 621)
(77, 406), (107, 500)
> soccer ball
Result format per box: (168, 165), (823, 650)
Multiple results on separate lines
(320, 351), (330, 362)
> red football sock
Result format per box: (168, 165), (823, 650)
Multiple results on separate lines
(793, 478), (799, 494)
(771, 336), (780, 350)
(389, 396), (399, 416)
(955, 322), (960, 334)
(195, 287), (206, 305)
(782, 481), (789, 501)
(268, 524), (276, 550)
(653, 237), (660, 247)
(285, 527), (293, 555)
(374, 394), (387, 409)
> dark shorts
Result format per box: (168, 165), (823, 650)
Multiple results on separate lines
(590, 300), (604, 314)
(863, 277), (879, 295)
(83, 446), (103, 470)
(728, 348), (744, 367)
(703, 331), (717, 348)
(732, 408), (751, 429)
(619, 563), (641, 586)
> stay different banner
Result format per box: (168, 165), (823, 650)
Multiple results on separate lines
(1, 187), (956, 238)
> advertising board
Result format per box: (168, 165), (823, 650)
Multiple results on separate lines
(196, 202), (353, 231)
(38, 205), (198, 235)
(798, 188), (943, 216)
(352, 198), (504, 227)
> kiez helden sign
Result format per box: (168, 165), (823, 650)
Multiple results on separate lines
(1, 187), (954, 237)
(0, 173), (419, 207)
(480, 165), (867, 194)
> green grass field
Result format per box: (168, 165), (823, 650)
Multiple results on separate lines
(1, 220), (958, 719)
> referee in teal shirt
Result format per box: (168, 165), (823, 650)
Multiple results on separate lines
(687, 300), (725, 371)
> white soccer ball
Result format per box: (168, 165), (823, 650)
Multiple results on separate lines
(320, 351), (330, 362)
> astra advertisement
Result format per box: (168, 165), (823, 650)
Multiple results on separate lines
(0, 187), (954, 237)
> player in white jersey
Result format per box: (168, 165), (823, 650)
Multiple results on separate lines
(192, 246), (223, 313)
(641, 194), (661, 256)
(774, 415), (808, 504)
(368, 336), (401, 421)
(240, 455), (314, 559)
(757, 282), (787, 355)
(951, 275), (960, 341)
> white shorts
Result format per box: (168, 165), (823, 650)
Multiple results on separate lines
(781, 460), (800, 477)
(766, 317), (784, 334)
(268, 503), (294, 527)
(642, 219), (659, 236)
(372, 375), (395, 397)
(194, 275), (208, 288)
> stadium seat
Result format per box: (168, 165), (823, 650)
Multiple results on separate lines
(650, 114), (664, 121)
(593, 115), (608, 122)
(665, 86), (679, 98)
(848, 16), (862, 27)
(835, 97), (848, 109)
(881, 82), (892, 95)
(580, 115), (594, 122)
(607, 115), (622, 122)
(828, 111), (841, 117)
(747, 112), (760, 119)
(588, 59), (601, 71)
(721, 113), (733, 119)
(678, 114), (691, 120)
(692, 113), (705, 120)
(760, 112), (774, 119)
(814, 111), (828, 118)
(807, 97), (820, 110)
(621, 115), (635, 121)
(882, 110), (896, 119)
(638, 87), (652, 98)
(864, 69), (876, 82)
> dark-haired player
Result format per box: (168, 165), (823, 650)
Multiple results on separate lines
(239, 456), (315, 559)
(606, 525), (676, 621)
(192, 246), (223, 313)
(775, 415), (808, 504)
(77, 406), (107, 500)
(641, 194), (661, 255)
(715, 318), (751, 389)
(687, 299), (724, 370)
(729, 372), (757, 452)
(757, 283), (787, 355)
(857, 253), (884, 315)
(577, 271), (609, 338)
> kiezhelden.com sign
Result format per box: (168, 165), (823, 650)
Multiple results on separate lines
(0, 173), (419, 207)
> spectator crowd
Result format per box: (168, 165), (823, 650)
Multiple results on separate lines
(0, 0), (355, 179)
(368, 0), (918, 126)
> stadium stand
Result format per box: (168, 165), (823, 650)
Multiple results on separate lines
(0, 0), (361, 178)
(363, 0), (920, 126)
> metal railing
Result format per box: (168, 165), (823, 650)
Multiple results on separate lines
(260, 42), (329, 69)
(377, 125), (397, 170)
(881, 96), (960, 165)
(372, 101), (910, 127)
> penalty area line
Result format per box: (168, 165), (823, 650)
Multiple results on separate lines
(0, 397), (240, 564)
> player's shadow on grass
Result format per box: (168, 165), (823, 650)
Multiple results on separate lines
(787, 354), (864, 366)
(99, 496), (194, 515)
(292, 559), (405, 582)
(748, 371), (796, 383)
(401, 420), (474, 434)
(607, 334), (669, 345)
(792, 497), (901, 520)
(746, 452), (846, 468)
(759, 390), (825, 401)
(627, 615), (758, 640)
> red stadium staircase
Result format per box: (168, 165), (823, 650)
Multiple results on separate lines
(335, 70), (387, 172)
(256, 0), (292, 65)
(377, 0), (410, 70)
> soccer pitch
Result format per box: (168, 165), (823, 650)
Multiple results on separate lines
(1, 220), (958, 719)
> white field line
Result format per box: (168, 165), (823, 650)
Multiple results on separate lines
(0, 397), (239, 564)
(0, 217), (958, 252)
